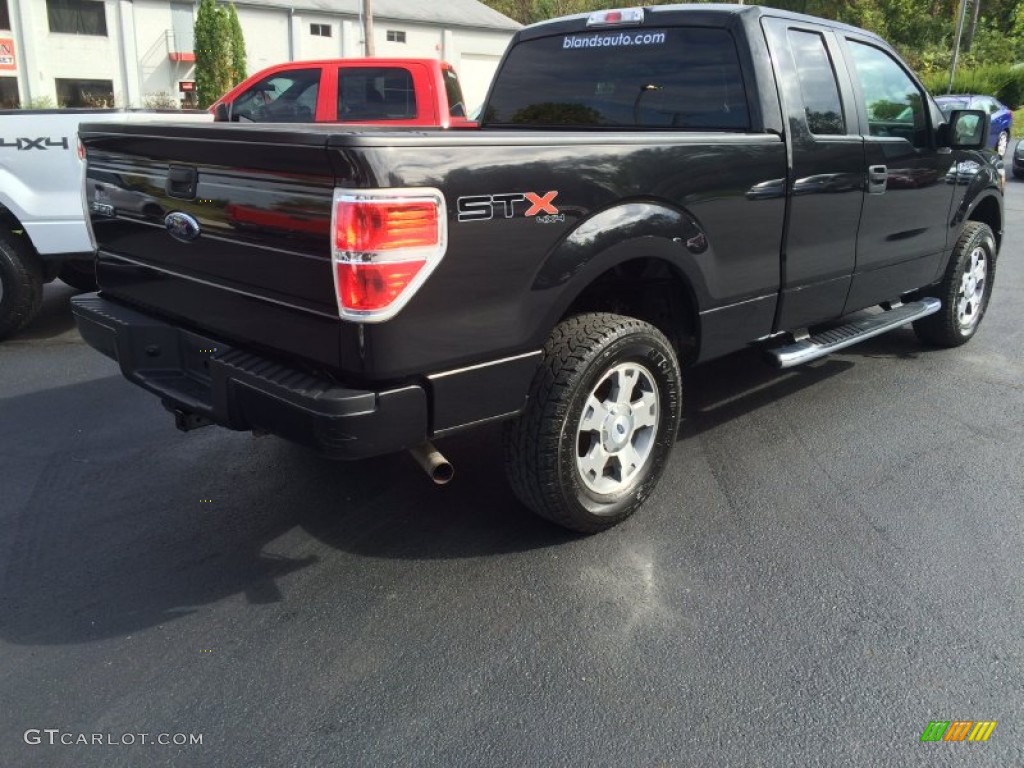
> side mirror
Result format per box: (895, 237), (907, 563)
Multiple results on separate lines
(213, 102), (231, 122)
(940, 109), (989, 150)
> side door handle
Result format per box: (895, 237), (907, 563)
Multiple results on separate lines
(867, 164), (888, 194)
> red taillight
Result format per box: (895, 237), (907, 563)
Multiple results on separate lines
(336, 261), (425, 312)
(330, 189), (447, 322)
(335, 200), (439, 252)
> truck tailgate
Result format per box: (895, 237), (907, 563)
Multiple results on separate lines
(81, 122), (353, 371)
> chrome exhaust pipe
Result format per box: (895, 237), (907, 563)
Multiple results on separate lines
(408, 441), (454, 485)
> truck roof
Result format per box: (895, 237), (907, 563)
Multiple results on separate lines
(520, 3), (885, 45)
(239, 57), (455, 70)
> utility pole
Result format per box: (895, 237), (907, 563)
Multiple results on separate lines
(948, 0), (969, 94)
(964, 0), (980, 52)
(363, 0), (375, 56)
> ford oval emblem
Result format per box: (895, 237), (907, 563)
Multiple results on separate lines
(165, 211), (201, 243)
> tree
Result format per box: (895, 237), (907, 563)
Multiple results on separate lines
(227, 4), (247, 85)
(194, 0), (247, 109)
(478, 0), (1024, 75)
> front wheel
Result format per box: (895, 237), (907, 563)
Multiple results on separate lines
(503, 313), (682, 533)
(913, 221), (996, 347)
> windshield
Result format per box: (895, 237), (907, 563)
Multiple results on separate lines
(935, 97), (970, 117)
(485, 26), (749, 130)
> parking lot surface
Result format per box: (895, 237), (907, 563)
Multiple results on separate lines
(2, 181), (1023, 767)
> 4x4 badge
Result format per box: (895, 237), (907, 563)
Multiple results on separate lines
(165, 211), (201, 242)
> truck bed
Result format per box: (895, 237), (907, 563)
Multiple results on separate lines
(81, 121), (786, 380)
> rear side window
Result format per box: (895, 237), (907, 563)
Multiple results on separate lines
(339, 67), (417, 121)
(787, 29), (844, 135)
(486, 27), (749, 130)
(936, 97), (969, 117)
(443, 68), (466, 118)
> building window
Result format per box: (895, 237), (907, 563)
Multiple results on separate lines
(386, 30), (406, 43)
(47, 0), (108, 36)
(170, 2), (194, 54)
(1, 0), (10, 32)
(0, 76), (18, 108)
(56, 78), (113, 107)
(310, 23), (331, 37)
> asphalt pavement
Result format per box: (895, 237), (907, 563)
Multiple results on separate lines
(1, 181), (1023, 767)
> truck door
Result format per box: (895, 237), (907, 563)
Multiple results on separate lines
(838, 35), (957, 313)
(762, 19), (865, 329)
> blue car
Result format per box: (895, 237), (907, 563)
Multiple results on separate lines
(934, 94), (1013, 157)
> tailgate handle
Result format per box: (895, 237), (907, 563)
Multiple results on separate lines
(166, 165), (197, 200)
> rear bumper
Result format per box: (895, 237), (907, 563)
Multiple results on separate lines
(71, 293), (428, 459)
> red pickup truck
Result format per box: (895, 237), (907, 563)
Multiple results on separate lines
(211, 58), (474, 128)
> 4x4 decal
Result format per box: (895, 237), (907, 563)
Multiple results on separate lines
(0, 136), (70, 151)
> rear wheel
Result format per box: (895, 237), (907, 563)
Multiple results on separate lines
(0, 230), (44, 340)
(503, 313), (682, 533)
(913, 221), (995, 347)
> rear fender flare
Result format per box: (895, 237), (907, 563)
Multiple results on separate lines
(530, 202), (713, 337)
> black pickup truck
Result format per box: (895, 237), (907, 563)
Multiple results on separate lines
(73, 5), (1002, 532)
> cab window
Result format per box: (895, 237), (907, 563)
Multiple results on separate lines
(788, 29), (844, 135)
(486, 27), (750, 129)
(847, 41), (927, 148)
(230, 69), (320, 123)
(444, 68), (466, 118)
(339, 67), (417, 121)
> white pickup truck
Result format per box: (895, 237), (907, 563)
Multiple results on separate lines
(0, 108), (211, 339)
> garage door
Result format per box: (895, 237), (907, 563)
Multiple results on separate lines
(457, 53), (501, 114)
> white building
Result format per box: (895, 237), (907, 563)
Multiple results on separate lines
(0, 0), (520, 111)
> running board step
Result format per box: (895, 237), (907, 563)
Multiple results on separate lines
(767, 297), (941, 369)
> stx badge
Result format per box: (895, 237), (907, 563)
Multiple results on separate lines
(457, 191), (560, 222)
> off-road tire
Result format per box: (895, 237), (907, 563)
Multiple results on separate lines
(503, 313), (682, 533)
(58, 259), (98, 291)
(913, 221), (996, 347)
(0, 230), (44, 340)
